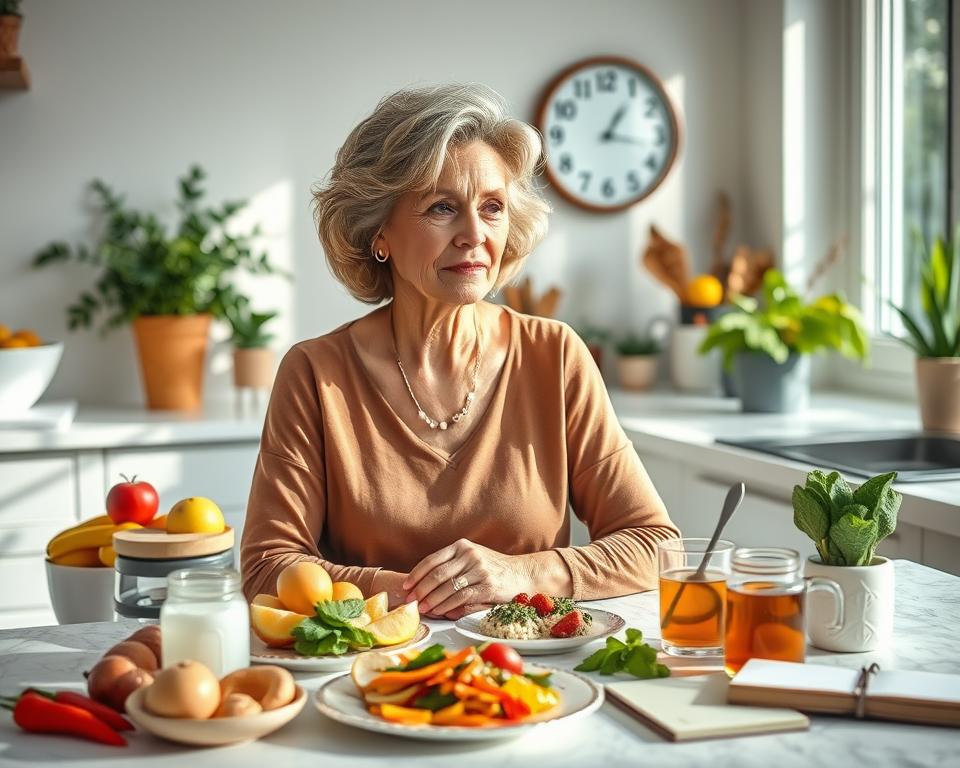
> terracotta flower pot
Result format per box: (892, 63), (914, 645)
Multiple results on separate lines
(132, 315), (211, 411)
(617, 355), (659, 391)
(0, 15), (22, 59)
(233, 347), (275, 389)
(916, 357), (960, 433)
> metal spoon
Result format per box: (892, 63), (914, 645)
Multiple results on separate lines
(660, 481), (745, 630)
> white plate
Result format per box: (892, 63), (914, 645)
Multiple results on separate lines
(454, 608), (625, 655)
(125, 685), (307, 746)
(249, 623), (432, 672)
(314, 665), (604, 741)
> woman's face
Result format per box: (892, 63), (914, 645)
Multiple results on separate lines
(379, 140), (511, 306)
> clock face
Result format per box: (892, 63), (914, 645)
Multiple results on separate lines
(537, 57), (680, 212)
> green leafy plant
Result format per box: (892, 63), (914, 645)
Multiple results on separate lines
(889, 229), (960, 356)
(615, 333), (661, 356)
(33, 165), (279, 334)
(699, 270), (869, 370)
(221, 292), (277, 349)
(290, 599), (376, 656)
(792, 469), (901, 566)
(0, 1), (22, 17)
(574, 628), (669, 679)
(575, 323), (612, 347)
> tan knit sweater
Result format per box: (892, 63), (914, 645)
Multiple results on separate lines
(241, 307), (680, 602)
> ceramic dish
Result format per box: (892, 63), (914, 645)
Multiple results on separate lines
(454, 608), (625, 655)
(124, 685), (307, 746)
(249, 623), (433, 672)
(314, 665), (603, 741)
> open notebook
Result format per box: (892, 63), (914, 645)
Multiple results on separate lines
(605, 673), (809, 742)
(729, 659), (960, 727)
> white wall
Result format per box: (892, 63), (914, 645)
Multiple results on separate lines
(0, 0), (750, 407)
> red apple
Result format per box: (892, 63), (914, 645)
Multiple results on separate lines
(106, 475), (159, 525)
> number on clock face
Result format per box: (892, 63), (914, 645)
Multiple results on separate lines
(539, 59), (679, 211)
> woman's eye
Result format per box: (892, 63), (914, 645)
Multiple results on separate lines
(484, 201), (505, 215)
(429, 202), (455, 215)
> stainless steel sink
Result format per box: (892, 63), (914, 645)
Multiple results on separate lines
(716, 433), (960, 482)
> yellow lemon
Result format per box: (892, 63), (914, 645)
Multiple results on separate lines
(365, 601), (420, 646)
(0, 324), (11, 342)
(685, 274), (724, 308)
(166, 497), (225, 534)
(331, 581), (364, 602)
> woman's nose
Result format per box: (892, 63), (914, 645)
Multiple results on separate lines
(453, 209), (486, 249)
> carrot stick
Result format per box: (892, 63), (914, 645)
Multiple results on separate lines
(366, 647), (474, 689)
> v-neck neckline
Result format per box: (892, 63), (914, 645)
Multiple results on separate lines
(345, 305), (517, 467)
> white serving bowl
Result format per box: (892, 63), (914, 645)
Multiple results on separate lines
(45, 559), (116, 624)
(0, 341), (64, 415)
(125, 685), (307, 746)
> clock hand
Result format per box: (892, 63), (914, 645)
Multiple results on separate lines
(606, 132), (646, 146)
(599, 104), (629, 141)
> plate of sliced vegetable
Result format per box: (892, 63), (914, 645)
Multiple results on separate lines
(314, 642), (604, 741)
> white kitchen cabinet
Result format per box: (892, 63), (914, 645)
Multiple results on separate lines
(636, 450), (683, 522)
(921, 529), (960, 576)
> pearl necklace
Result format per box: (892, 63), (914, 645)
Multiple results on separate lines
(392, 309), (482, 431)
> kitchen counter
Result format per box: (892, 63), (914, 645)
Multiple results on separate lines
(0, 560), (957, 767)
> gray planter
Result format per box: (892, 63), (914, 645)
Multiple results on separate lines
(733, 352), (810, 413)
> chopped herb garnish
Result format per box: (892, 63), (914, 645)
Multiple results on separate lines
(486, 602), (538, 625)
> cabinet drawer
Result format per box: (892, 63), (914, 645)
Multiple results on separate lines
(0, 456), (77, 527)
(105, 444), (260, 511)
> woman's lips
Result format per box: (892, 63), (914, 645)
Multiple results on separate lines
(444, 263), (488, 275)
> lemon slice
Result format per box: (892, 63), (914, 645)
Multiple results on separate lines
(365, 601), (420, 646)
(364, 591), (389, 621)
(350, 651), (401, 690)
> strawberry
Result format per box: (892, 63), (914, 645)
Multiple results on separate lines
(529, 593), (554, 617)
(512, 593), (531, 606)
(550, 610), (583, 638)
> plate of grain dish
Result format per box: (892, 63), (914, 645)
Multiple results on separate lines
(454, 593), (625, 655)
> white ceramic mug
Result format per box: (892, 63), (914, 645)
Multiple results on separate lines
(805, 556), (894, 652)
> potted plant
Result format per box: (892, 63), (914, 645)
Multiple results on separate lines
(698, 270), (869, 412)
(614, 333), (661, 391)
(222, 292), (278, 390)
(34, 165), (279, 411)
(889, 230), (960, 432)
(0, 0), (22, 59)
(792, 468), (901, 652)
(574, 324), (612, 373)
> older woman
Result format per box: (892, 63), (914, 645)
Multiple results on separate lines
(241, 83), (679, 619)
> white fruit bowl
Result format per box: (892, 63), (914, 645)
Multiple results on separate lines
(0, 341), (63, 416)
(45, 559), (116, 624)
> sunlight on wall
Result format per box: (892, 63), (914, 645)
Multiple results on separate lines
(208, 178), (295, 384)
(783, 18), (806, 287)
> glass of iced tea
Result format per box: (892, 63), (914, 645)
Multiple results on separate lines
(724, 547), (845, 676)
(658, 538), (735, 656)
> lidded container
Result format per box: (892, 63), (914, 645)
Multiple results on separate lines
(112, 527), (235, 621)
(160, 568), (250, 677)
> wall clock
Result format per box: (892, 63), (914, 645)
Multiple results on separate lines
(536, 56), (681, 213)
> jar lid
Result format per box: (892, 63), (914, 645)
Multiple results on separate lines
(732, 547), (801, 575)
(113, 527), (235, 560)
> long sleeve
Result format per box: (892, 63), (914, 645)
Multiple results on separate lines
(240, 344), (383, 602)
(552, 328), (681, 599)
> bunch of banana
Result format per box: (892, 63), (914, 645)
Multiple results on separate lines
(46, 516), (142, 567)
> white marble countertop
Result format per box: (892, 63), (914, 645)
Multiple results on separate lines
(0, 560), (957, 767)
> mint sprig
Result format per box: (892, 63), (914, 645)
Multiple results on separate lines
(574, 628), (670, 679)
(291, 599), (376, 656)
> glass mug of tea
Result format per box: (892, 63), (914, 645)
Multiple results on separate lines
(658, 538), (735, 656)
(724, 547), (844, 676)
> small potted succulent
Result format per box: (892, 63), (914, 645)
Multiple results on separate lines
(615, 333), (662, 391)
(889, 230), (960, 432)
(792, 469), (901, 652)
(34, 165), (279, 411)
(699, 270), (869, 412)
(222, 293), (278, 390)
(0, 0), (23, 59)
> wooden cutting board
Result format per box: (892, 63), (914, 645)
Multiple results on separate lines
(113, 527), (234, 560)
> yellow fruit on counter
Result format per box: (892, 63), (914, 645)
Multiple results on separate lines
(685, 274), (724, 308)
(0, 337), (30, 348)
(50, 547), (104, 567)
(47, 522), (141, 560)
(364, 601), (420, 646)
(148, 514), (168, 530)
(98, 545), (116, 567)
(12, 329), (43, 347)
(166, 497), (225, 534)
(364, 591), (389, 621)
(331, 581), (364, 602)
(252, 593), (285, 609)
(277, 562), (332, 615)
(0, 324), (11, 342)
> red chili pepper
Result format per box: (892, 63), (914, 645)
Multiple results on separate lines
(1, 691), (127, 746)
(46, 690), (133, 731)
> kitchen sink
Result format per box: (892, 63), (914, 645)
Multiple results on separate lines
(716, 433), (960, 482)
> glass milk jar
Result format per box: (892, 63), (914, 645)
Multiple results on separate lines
(160, 569), (249, 677)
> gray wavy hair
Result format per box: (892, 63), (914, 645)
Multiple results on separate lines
(312, 83), (550, 304)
